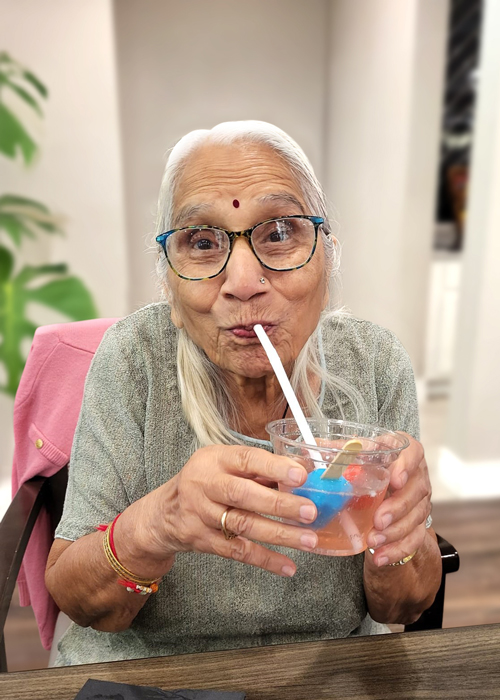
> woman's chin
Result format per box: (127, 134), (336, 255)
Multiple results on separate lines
(228, 363), (273, 380)
(222, 354), (276, 380)
(213, 341), (292, 380)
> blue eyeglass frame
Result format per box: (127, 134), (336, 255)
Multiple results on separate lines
(155, 215), (325, 281)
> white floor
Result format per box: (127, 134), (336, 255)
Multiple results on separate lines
(418, 397), (457, 502)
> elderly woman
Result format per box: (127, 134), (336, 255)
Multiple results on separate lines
(46, 121), (441, 666)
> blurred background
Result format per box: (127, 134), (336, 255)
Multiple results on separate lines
(0, 0), (499, 671)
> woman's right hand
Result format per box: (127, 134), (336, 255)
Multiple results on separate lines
(117, 445), (319, 578)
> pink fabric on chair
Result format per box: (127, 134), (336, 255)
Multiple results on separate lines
(11, 318), (118, 650)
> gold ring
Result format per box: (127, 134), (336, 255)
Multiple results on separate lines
(220, 507), (237, 540)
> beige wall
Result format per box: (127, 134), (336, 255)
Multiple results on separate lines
(445, 0), (500, 467)
(0, 0), (128, 320)
(325, 0), (449, 376)
(113, 0), (330, 310)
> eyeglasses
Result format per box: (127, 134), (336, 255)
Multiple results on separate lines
(156, 215), (325, 281)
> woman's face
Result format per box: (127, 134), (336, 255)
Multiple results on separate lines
(168, 140), (329, 380)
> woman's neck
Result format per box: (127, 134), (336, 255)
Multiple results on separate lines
(227, 371), (320, 441)
(227, 374), (286, 440)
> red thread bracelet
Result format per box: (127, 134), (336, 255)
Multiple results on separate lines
(108, 512), (122, 560)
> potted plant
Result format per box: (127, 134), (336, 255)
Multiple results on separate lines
(0, 52), (97, 397)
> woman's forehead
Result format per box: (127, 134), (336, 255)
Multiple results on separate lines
(173, 141), (304, 212)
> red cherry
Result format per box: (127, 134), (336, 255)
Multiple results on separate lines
(343, 464), (364, 482)
(343, 464), (371, 509)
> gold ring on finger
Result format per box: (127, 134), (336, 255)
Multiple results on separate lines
(220, 507), (238, 540)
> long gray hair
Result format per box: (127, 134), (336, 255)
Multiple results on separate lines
(155, 120), (365, 445)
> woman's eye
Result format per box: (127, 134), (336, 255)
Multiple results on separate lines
(193, 238), (213, 250)
(187, 229), (220, 250)
(268, 227), (291, 242)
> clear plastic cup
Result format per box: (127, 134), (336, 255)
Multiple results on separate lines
(266, 418), (409, 556)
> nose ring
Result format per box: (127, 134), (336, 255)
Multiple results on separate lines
(260, 277), (265, 284)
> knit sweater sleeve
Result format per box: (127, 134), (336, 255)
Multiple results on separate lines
(374, 327), (420, 440)
(55, 322), (147, 541)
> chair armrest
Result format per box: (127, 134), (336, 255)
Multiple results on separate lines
(0, 477), (49, 672)
(437, 533), (460, 574)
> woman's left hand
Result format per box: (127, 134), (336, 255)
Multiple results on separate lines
(366, 434), (432, 567)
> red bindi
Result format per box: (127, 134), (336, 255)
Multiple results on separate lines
(232, 199), (240, 208)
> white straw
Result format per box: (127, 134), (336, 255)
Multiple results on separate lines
(254, 324), (322, 459)
(255, 324), (363, 543)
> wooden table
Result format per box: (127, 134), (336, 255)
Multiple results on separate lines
(2, 623), (499, 699)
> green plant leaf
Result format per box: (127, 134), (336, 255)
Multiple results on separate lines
(0, 258), (98, 395)
(0, 194), (49, 210)
(0, 213), (30, 245)
(22, 70), (48, 99)
(4, 81), (43, 115)
(0, 245), (14, 282)
(15, 263), (67, 286)
(0, 195), (64, 245)
(0, 54), (94, 396)
(0, 102), (37, 163)
(0, 52), (47, 99)
(27, 277), (97, 320)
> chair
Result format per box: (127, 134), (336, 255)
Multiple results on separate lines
(0, 318), (118, 672)
(0, 321), (460, 672)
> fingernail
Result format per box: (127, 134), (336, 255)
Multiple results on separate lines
(381, 514), (393, 529)
(377, 557), (389, 567)
(300, 505), (316, 522)
(288, 467), (304, 485)
(282, 565), (296, 577)
(371, 534), (386, 547)
(300, 533), (318, 549)
(400, 471), (408, 487)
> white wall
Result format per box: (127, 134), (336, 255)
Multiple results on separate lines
(443, 0), (500, 480)
(325, 0), (449, 375)
(113, 0), (329, 310)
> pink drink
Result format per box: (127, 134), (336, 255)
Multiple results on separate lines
(266, 419), (409, 557)
(280, 462), (389, 556)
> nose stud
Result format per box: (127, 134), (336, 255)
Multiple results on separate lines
(260, 277), (265, 284)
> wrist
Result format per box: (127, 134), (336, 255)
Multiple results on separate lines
(113, 498), (176, 581)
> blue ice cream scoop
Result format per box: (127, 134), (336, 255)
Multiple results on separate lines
(293, 468), (353, 530)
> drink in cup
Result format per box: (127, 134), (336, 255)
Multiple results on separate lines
(267, 418), (409, 556)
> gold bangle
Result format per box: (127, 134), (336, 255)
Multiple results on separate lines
(389, 550), (418, 567)
(102, 523), (160, 587)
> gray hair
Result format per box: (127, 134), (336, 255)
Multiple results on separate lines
(154, 120), (365, 445)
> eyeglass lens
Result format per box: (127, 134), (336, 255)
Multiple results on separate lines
(166, 217), (316, 279)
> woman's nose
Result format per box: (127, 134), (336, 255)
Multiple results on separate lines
(220, 237), (266, 301)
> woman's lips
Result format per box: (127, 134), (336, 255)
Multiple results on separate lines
(230, 323), (274, 338)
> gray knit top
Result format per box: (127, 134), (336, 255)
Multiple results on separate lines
(54, 303), (419, 666)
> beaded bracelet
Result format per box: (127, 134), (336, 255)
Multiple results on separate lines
(98, 514), (161, 594)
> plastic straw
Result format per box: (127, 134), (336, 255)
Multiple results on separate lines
(255, 324), (363, 546)
(254, 324), (323, 462)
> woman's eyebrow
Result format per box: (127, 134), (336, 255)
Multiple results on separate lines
(257, 193), (305, 213)
(173, 202), (214, 228)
